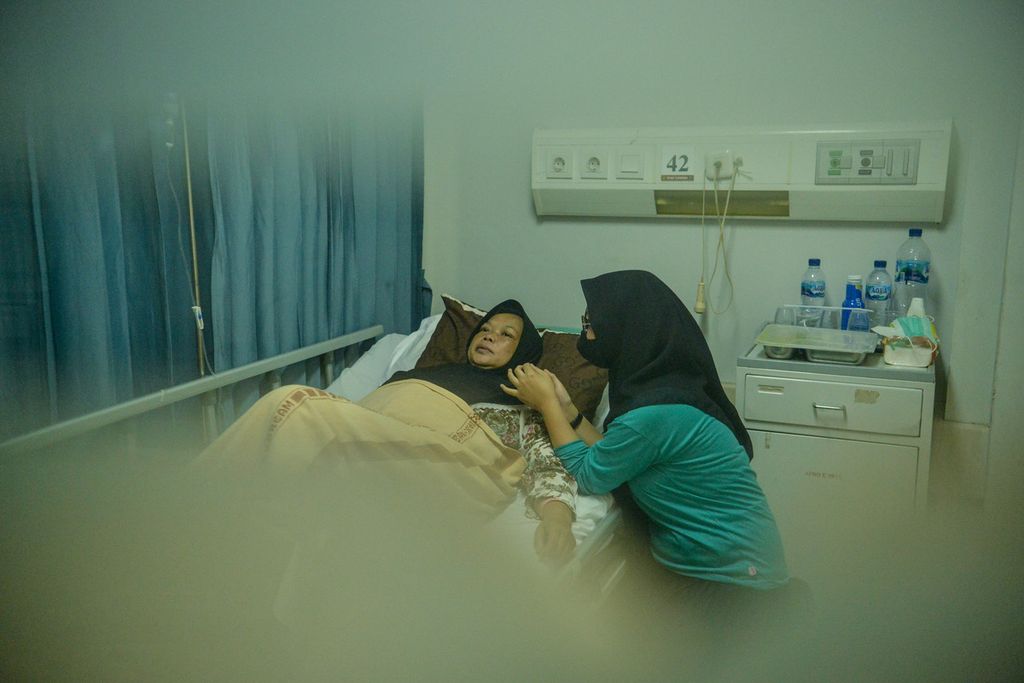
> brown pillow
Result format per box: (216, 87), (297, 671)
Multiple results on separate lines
(414, 295), (487, 368)
(537, 329), (608, 421)
(415, 294), (608, 419)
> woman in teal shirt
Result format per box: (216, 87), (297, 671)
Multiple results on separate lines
(504, 270), (799, 631)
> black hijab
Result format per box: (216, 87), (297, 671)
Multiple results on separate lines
(577, 270), (753, 459)
(385, 299), (543, 406)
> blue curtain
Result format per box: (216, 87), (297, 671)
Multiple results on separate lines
(0, 95), (425, 442)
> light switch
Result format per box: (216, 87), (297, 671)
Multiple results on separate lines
(878, 140), (919, 184)
(616, 152), (644, 179)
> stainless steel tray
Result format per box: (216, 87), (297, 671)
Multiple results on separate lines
(755, 324), (879, 365)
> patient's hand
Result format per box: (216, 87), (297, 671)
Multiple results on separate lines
(535, 500), (575, 567)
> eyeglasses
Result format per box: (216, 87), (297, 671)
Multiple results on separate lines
(580, 311), (591, 333)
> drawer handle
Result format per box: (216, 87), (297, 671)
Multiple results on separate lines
(812, 402), (847, 414)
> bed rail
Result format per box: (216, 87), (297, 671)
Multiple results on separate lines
(559, 507), (623, 579)
(555, 506), (627, 605)
(0, 324), (383, 455)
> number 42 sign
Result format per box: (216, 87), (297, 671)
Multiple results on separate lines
(660, 146), (696, 182)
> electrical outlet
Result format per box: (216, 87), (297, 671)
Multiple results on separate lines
(705, 151), (736, 181)
(546, 148), (573, 179)
(579, 150), (608, 179)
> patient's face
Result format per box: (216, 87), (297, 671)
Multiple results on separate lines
(467, 313), (524, 368)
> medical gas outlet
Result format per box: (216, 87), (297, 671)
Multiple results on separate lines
(815, 139), (921, 184)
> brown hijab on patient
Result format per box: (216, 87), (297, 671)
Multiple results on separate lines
(576, 270), (753, 459)
(385, 299), (543, 406)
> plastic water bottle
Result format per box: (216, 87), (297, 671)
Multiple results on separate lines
(894, 228), (931, 316)
(800, 258), (827, 305)
(865, 260), (893, 325)
(841, 278), (868, 330)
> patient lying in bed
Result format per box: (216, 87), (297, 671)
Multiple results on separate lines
(194, 299), (578, 566)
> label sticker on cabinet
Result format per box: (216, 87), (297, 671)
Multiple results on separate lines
(854, 389), (880, 404)
(805, 470), (842, 480)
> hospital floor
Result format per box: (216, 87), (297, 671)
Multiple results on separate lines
(590, 502), (1022, 682)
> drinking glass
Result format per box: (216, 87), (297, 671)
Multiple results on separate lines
(846, 309), (871, 332)
(774, 306), (797, 326)
(796, 306), (822, 328)
(765, 307), (796, 359)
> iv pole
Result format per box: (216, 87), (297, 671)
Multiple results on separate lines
(173, 96), (217, 441)
(179, 100), (206, 377)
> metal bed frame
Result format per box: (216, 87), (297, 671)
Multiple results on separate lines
(0, 325), (384, 455)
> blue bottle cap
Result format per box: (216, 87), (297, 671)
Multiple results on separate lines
(874, 260), (886, 268)
(909, 228), (922, 237)
(808, 258), (821, 266)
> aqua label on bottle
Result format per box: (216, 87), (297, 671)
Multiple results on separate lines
(896, 259), (930, 285)
(801, 281), (826, 298)
(866, 283), (892, 301)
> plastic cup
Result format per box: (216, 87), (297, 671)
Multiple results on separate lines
(846, 309), (871, 331)
(819, 308), (841, 329)
(774, 307), (797, 325)
(765, 307), (796, 359)
(797, 306), (822, 327)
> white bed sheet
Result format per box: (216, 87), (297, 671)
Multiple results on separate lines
(324, 315), (614, 559)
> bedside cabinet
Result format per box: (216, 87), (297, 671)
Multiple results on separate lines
(735, 345), (936, 582)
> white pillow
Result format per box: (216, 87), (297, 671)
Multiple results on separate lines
(325, 314), (442, 402)
(383, 313), (443, 379)
(324, 333), (404, 401)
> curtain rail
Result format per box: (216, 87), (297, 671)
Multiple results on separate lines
(0, 325), (383, 455)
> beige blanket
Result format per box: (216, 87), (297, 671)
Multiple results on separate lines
(193, 381), (527, 517)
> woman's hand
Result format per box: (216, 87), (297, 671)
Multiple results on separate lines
(501, 363), (559, 412)
(505, 363), (581, 448)
(543, 369), (577, 421)
(534, 501), (576, 567)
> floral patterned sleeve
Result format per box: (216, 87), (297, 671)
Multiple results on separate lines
(473, 404), (577, 520)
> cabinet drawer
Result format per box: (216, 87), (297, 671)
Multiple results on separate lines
(743, 374), (922, 437)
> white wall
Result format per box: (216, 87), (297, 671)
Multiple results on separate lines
(987, 114), (1024, 516)
(416, 0), (1024, 503)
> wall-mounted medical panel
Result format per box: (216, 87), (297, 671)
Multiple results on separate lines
(532, 121), (951, 222)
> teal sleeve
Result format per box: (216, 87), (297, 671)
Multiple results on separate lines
(554, 420), (659, 495)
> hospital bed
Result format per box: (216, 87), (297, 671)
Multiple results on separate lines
(0, 307), (627, 603)
(321, 307), (625, 596)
